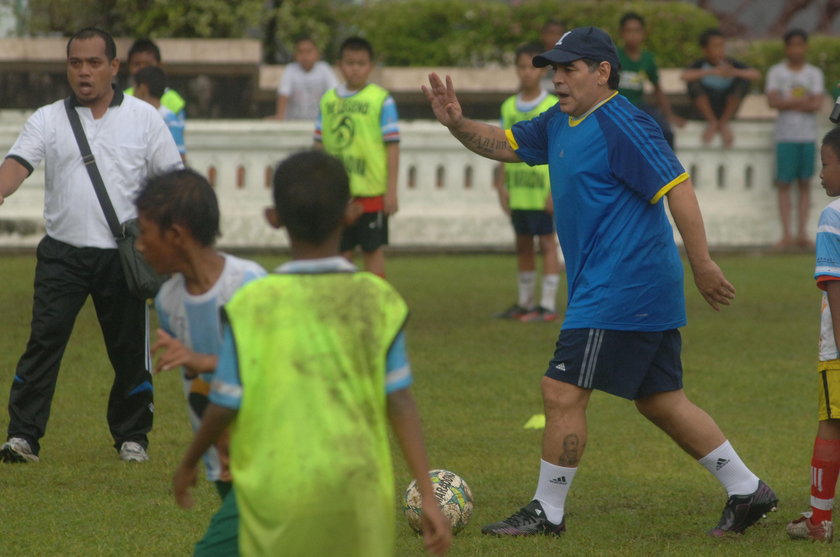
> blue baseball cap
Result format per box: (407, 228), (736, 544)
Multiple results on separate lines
(532, 26), (620, 70)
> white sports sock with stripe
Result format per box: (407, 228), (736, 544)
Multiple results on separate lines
(540, 273), (559, 312)
(533, 459), (576, 524)
(517, 271), (536, 308)
(698, 440), (759, 496)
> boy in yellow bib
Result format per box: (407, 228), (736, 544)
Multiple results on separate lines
(315, 36), (399, 278)
(172, 151), (450, 556)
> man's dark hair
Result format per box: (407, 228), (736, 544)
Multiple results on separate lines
(339, 36), (373, 60)
(784, 28), (808, 44)
(581, 58), (621, 90)
(699, 28), (724, 47)
(824, 127), (840, 160)
(67, 27), (116, 61)
(273, 151), (349, 245)
(135, 169), (220, 246)
(515, 42), (543, 60)
(128, 38), (162, 63)
(134, 66), (167, 99)
(619, 12), (645, 29)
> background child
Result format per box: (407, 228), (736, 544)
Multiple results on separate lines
(314, 36), (399, 278)
(681, 28), (759, 147)
(172, 150), (450, 556)
(125, 38), (187, 156)
(271, 35), (338, 121)
(766, 29), (825, 250)
(135, 168), (266, 555)
(493, 43), (561, 323)
(786, 127), (840, 543)
(616, 11), (685, 148)
(133, 65), (187, 161)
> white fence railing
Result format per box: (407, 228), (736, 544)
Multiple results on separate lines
(0, 114), (832, 250)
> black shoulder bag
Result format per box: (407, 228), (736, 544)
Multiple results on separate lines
(64, 97), (167, 299)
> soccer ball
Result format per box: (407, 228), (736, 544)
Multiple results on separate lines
(403, 469), (474, 534)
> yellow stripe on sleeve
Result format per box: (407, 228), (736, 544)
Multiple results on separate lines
(505, 129), (519, 151)
(650, 172), (689, 204)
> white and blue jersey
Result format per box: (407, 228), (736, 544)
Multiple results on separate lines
(158, 105), (185, 156)
(816, 198), (840, 361)
(210, 257), (413, 410)
(155, 253), (266, 480)
(507, 92), (688, 331)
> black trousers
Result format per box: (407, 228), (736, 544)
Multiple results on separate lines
(7, 235), (153, 455)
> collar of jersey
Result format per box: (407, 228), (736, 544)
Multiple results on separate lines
(568, 91), (618, 127)
(275, 256), (357, 275)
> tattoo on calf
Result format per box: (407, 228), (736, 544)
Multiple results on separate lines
(558, 433), (580, 466)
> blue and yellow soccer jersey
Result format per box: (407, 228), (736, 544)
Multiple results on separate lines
(508, 93), (688, 331)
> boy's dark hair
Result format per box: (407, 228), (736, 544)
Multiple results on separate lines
(541, 19), (564, 31)
(620, 12), (645, 29)
(515, 42), (543, 60)
(581, 58), (621, 90)
(67, 27), (116, 61)
(699, 28), (723, 47)
(273, 151), (349, 245)
(824, 127), (840, 159)
(128, 38), (162, 63)
(784, 28), (808, 44)
(339, 36), (373, 60)
(134, 66), (167, 99)
(293, 35), (316, 47)
(135, 169), (220, 246)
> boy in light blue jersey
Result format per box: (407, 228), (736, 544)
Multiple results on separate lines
(135, 168), (266, 556)
(134, 66), (186, 160)
(424, 25), (776, 539)
(171, 151), (450, 556)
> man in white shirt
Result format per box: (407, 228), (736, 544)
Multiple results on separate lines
(0, 27), (182, 464)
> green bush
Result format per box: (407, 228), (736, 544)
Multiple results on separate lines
(344, 0), (717, 67)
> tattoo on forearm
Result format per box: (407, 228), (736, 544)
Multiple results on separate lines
(456, 131), (511, 157)
(557, 434), (580, 466)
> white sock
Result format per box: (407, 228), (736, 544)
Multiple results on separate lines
(533, 459), (576, 524)
(698, 440), (760, 496)
(517, 271), (536, 308)
(540, 274), (560, 312)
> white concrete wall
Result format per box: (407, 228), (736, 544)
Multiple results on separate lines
(0, 114), (833, 250)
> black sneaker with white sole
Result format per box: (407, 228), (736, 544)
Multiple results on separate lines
(709, 479), (778, 536)
(481, 500), (566, 537)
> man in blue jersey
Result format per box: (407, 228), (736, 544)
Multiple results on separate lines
(423, 26), (777, 538)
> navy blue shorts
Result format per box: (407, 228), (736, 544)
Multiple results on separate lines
(340, 211), (388, 253)
(511, 210), (554, 237)
(545, 328), (683, 400)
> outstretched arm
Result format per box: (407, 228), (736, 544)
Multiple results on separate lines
(422, 73), (520, 163)
(388, 388), (452, 556)
(666, 179), (735, 310)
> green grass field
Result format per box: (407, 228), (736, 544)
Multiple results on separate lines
(0, 252), (832, 556)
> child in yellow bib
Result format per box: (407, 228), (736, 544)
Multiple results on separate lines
(315, 36), (399, 278)
(493, 43), (563, 323)
(172, 151), (451, 557)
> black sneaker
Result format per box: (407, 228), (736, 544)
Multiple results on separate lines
(481, 500), (566, 536)
(494, 304), (529, 320)
(709, 480), (778, 536)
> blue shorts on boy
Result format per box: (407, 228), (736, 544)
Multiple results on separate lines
(776, 142), (815, 183)
(209, 256), (413, 556)
(511, 209), (554, 236)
